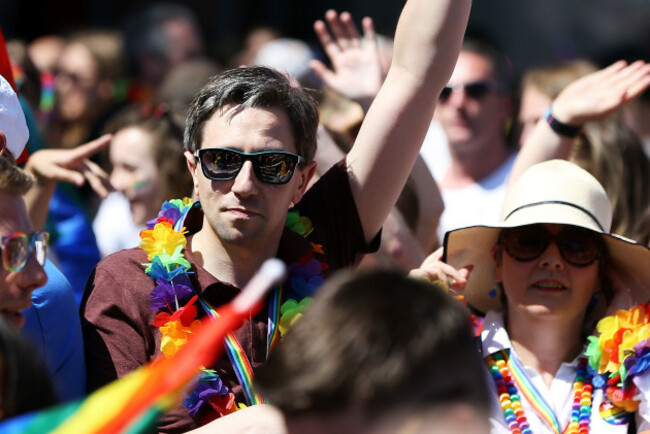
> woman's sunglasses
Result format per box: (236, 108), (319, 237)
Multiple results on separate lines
(1, 231), (49, 272)
(499, 225), (602, 267)
(439, 81), (494, 103)
(195, 148), (303, 185)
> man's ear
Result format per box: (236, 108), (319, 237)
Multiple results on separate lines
(291, 161), (317, 205)
(185, 150), (200, 197)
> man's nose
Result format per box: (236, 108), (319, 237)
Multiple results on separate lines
(231, 160), (259, 196)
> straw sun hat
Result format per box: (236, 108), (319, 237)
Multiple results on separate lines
(443, 159), (650, 314)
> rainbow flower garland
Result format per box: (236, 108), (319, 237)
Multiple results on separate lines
(140, 199), (327, 424)
(586, 302), (650, 413)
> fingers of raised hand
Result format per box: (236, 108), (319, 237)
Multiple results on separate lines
(72, 134), (112, 161)
(82, 159), (114, 198)
(324, 10), (361, 51)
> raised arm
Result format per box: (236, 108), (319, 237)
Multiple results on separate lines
(509, 60), (650, 188)
(23, 134), (113, 229)
(345, 0), (471, 243)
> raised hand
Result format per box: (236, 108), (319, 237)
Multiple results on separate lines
(551, 60), (650, 126)
(408, 247), (473, 293)
(310, 10), (385, 112)
(26, 134), (114, 198)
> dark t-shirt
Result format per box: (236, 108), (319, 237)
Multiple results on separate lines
(80, 161), (379, 432)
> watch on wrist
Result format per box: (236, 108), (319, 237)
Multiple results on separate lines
(543, 108), (582, 138)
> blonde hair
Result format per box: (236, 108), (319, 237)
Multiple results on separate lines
(522, 60), (650, 243)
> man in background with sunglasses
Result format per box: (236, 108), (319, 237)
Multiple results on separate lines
(81, 0), (472, 431)
(428, 38), (517, 244)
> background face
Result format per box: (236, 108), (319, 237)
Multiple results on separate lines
(434, 52), (510, 158)
(54, 42), (101, 122)
(517, 85), (552, 147)
(109, 126), (161, 225)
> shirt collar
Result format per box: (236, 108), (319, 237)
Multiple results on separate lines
(480, 310), (584, 368)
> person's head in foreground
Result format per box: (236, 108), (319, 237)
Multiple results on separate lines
(443, 159), (650, 430)
(0, 76), (48, 329)
(255, 269), (491, 434)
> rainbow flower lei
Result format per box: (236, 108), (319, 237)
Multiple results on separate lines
(140, 199), (327, 423)
(586, 302), (650, 413)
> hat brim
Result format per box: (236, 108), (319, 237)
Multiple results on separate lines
(443, 224), (650, 314)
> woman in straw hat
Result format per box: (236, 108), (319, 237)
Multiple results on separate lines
(411, 60), (650, 434)
(412, 158), (650, 433)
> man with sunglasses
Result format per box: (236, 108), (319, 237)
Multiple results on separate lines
(81, 0), (472, 431)
(428, 38), (517, 243)
(0, 71), (88, 403)
(0, 157), (48, 329)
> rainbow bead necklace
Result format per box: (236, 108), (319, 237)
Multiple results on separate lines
(486, 350), (593, 434)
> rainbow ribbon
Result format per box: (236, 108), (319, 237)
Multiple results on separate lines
(266, 286), (283, 357)
(507, 351), (563, 434)
(198, 294), (281, 407)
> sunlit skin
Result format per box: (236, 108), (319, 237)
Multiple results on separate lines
(109, 127), (161, 225)
(0, 193), (48, 328)
(495, 224), (599, 327)
(185, 105), (315, 286)
(434, 51), (509, 160)
(517, 85), (552, 148)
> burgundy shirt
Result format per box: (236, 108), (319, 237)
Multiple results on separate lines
(80, 161), (379, 433)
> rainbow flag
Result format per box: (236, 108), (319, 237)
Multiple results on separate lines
(0, 259), (286, 433)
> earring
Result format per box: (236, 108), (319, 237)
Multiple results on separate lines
(489, 281), (503, 299)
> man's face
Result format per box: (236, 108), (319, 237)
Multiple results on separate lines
(186, 105), (314, 251)
(0, 193), (47, 328)
(434, 51), (510, 157)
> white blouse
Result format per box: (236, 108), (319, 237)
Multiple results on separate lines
(481, 311), (650, 433)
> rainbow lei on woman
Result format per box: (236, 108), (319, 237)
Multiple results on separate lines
(586, 302), (650, 412)
(140, 199), (326, 424)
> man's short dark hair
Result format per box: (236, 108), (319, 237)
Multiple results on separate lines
(184, 66), (319, 162)
(255, 269), (490, 417)
(461, 37), (513, 95)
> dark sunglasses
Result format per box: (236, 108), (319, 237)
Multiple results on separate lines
(439, 81), (494, 103)
(1, 231), (49, 272)
(195, 148), (303, 185)
(499, 225), (602, 267)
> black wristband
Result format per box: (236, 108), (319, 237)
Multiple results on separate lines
(544, 108), (582, 138)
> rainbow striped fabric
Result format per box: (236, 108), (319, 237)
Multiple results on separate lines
(0, 302), (249, 433)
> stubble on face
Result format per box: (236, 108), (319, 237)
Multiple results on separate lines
(192, 105), (302, 253)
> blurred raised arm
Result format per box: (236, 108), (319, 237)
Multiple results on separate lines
(310, 11), (385, 112)
(24, 134), (113, 229)
(509, 60), (650, 188)
(344, 0), (471, 243)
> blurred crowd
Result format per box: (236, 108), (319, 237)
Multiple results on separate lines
(1, 0), (650, 432)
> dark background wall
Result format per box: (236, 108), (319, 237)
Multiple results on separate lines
(1, 0), (649, 71)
